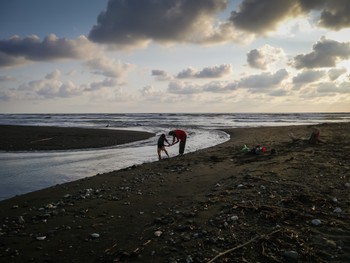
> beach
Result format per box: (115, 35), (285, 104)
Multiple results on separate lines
(0, 122), (349, 262)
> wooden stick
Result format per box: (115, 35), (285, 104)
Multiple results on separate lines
(207, 229), (281, 263)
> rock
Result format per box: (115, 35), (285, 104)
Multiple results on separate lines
(154, 230), (163, 237)
(333, 207), (342, 213)
(311, 219), (321, 226)
(17, 216), (25, 224)
(283, 250), (298, 260)
(230, 215), (239, 221)
(326, 239), (337, 249)
(90, 233), (100, 239)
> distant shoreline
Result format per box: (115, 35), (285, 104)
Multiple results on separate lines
(0, 125), (155, 151)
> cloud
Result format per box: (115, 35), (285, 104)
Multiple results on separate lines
(88, 0), (249, 48)
(328, 67), (347, 80)
(176, 64), (232, 78)
(317, 81), (350, 94)
(152, 69), (173, 81)
(293, 70), (325, 85)
(229, 0), (298, 34)
(229, 0), (350, 34)
(86, 78), (119, 91)
(0, 90), (17, 101)
(0, 52), (28, 68)
(203, 81), (237, 93)
(17, 70), (83, 99)
(0, 35), (100, 67)
(293, 37), (350, 69)
(85, 57), (134, 79)
(167, 79), (237, 95)
(238, 69), (289, 89)
(168, 69), (288, 96)
(0, 75), (16, 82)
(45, 69), (61, 80)
(168, 81), (202, 95)
(247, 45), (285, 70)
(316, 0), (350, 30)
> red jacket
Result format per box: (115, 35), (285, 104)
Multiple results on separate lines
(174, 130), (187, 141)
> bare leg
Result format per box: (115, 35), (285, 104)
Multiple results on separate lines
(164, 149), (169, 158)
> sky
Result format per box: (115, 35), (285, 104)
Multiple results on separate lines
(1, 0), (350, 113)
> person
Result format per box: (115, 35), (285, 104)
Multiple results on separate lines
(309, 128), (323, 144)
(168, 129), (187, 155)
(157, 133), (170, 160)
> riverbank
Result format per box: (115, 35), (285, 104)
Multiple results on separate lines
(0, 122), (349, 262)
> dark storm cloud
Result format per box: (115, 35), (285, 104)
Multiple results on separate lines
(229, 0), (297, 34)
(0, 35), (95, 67)
(176, 64), (232, 79)
(230, 0), (350, 34)
(0, 51), (27, 68)
(293, 37), (350, 69)
(316, 0), (350, 30)
(88, 0), (227, 46)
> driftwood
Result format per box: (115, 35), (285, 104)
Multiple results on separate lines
(207, 229), (281, 263)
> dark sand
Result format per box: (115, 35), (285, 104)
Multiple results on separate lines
(0, 123), (349, 262)
(0, 125), (154, 151)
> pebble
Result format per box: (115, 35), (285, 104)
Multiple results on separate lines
(36, 236), (46, 241)
(326, 239), (337, 249)
(345, 183), (350, 188)
(154, 230), (163, 237)
(230, 215), (239, 221)
(283, 250), (298, 260)
(333, 207), (342, 213)
(17, 216), (25, 224)
(90, 233), (100, 239)
(311, 219), (321, 226)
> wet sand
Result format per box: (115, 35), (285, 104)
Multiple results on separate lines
(0, 123), (349, 262)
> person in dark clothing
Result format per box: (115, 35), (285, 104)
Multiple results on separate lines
(157, 133), (170, 160)
(168, 129), (187, 155)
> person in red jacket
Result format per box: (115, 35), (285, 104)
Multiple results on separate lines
(169, 129), (187, 155)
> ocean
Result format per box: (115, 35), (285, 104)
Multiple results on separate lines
(1, 112), (349, 200)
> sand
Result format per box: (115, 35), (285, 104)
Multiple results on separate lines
(0, 125), (154, 151)
(0, 122), (349, 262)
